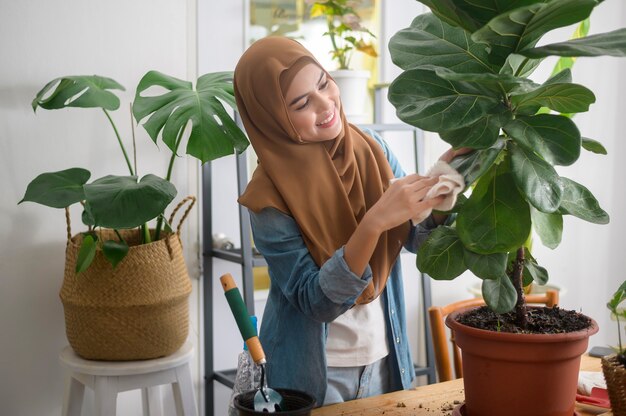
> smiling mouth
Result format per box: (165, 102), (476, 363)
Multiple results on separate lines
(316, 109), (336, 127)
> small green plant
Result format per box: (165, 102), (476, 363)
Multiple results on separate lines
(19, 72), (248, 272)
(307, 0), (378, 69)
(607, 280), (626, 366)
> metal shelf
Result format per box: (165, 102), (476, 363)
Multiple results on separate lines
(209, 248), (267, 267)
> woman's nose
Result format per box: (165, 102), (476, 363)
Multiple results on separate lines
(314, 93), (333, 113)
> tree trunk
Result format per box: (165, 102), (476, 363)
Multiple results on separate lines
(512, 247), (527, 329)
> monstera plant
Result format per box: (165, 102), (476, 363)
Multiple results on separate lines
(20, 71), (248, 271)
(388, 0), (626, 326)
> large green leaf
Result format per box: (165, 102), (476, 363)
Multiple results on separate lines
(519, 28), (626, 58)
(510, 143), (562, 213)
(504, 115), (581, 166)
(414, 0), (483, 33)
(463, 248), (507, 280)
(544, 68), (573, 85)
(434, 68), (537, 93)
(102, 240), (129, 268)
(557, 177), (609, 224)
(448, 139), (506, 187)
(457, 172), (531, 254)
(548, 20), (590, 78)
(482, 275), (517, 313)
(19, 168), (90, 208)
(76, 234), (97, 274)
(524, 258), (549, 285)
(83, 174), (177, 229)
(32, 75), (124, 112)
(388, 67), (500, 132)
(416, 226), (467, 280)
(471, 0), (597, 67)
(439, 106), (511, 149)
(389, 13), (495, 73)
(416, 0), (548, 34)
(500, 54), (543, 78)
(530, 206), (563, 249)
(510, 83), (596, 114)
(133, 71), (249, 164)
(581, 137), (607, 155)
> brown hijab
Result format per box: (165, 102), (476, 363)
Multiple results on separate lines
(235, 37), (410, 304)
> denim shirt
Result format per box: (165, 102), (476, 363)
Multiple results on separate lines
(248, 129), (436, 406)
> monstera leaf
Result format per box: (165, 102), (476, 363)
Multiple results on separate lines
(83, 174), (176, 229)
(32, 75), (124, 112)
(133, 71), (249, 164)
(19, 168), (90, 208)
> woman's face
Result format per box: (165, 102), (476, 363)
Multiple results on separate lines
(283, 63), (342, 142)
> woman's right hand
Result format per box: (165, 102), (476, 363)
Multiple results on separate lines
(364, 174), (444, 233)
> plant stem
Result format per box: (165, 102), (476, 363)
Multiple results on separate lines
(102, 109), (134, 176)
(617, 314), (623, 353)
(114, 229), (127, 244)
(154, 127), (186, 240)
(129, 103), (137, 175)
(142, 225), (151, 244)
(327, 17), (346, 69)
(512, 247), (528, 329)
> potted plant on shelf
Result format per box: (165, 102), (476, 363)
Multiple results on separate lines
(387, 0), (626, 415)
(307, 0), (378, 122)
(19, 71), (248, 360)
(603, 280), (626, 414)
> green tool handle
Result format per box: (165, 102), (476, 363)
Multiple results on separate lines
(220, 273), (266, 364)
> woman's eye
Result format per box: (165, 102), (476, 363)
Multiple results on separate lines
(320, 81), (329, 90)
(296, 100), (309, 111)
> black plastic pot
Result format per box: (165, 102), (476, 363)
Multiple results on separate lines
(234, 388), (316, 416)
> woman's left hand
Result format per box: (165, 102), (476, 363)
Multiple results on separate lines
(439, 147), (473, 163)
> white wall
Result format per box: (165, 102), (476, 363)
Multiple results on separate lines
(0, 1), (198, 415)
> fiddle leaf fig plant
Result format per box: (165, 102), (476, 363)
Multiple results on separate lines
(388, 0), (626, 326)
(20, 72), (248, 271)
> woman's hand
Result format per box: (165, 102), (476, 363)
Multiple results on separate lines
(344, 174), (444, 276)
(439, 147), (473, 163)
(363, 174), (445, 234)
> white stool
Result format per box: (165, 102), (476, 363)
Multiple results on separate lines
(60, 340), (197, 416)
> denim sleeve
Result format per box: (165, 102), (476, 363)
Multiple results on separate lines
(249, 207), (373, 323)
(364, 127), (439, 253)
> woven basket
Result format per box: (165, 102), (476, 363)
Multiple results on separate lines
(602, 354), (626, 416)
(60, 197), (195, 361)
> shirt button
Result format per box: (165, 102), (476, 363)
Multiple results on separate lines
(391, 309), (395, 315)
(396, 337), (400, 343)
(401, 368), (405, 374)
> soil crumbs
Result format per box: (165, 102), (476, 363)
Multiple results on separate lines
(457, 306), (592, 334)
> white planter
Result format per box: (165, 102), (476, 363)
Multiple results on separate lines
(329, 69), (372, 124)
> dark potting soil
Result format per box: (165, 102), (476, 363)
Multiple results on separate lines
(456, 306), (593, 334)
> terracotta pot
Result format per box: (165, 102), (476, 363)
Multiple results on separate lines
(446, 307), (598, 416)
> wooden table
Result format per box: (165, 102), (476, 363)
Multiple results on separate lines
(312, 355), (607, 416)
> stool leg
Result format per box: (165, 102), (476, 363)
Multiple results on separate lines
(172, 363), (197, 416)
(142, 385), (163, 416)
(94, 376), (118, 416)
(62, 374), (84, 416)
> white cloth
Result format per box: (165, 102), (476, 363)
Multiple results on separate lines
(391, 161), (465, 225)
(325, 296), (389, 367)
(578, 371), (607, 395)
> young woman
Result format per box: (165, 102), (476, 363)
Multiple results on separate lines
(234, 36), (465, 406)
